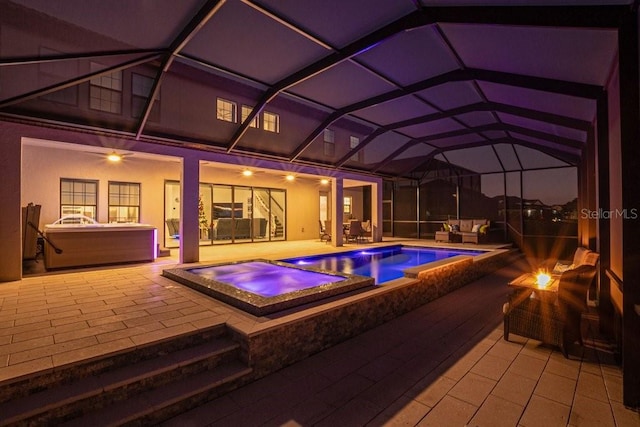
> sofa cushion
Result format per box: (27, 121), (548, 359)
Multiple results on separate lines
(572, 247), (591, 266)
(471, 224), (481, 233)
(583, 252), (599, 266)
(459, 219), (474, 232)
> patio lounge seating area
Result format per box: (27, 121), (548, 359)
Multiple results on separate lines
(503, 247), (600, 356)
(437, 219), (491, 244)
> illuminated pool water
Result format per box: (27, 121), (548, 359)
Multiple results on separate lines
(162, 260), (374, 316)
(280, 245), (484, 284)
(162, 246), (484, 315)
(186, 261), (343, 297)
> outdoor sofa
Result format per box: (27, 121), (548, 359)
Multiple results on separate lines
(437, 218), (491, 244)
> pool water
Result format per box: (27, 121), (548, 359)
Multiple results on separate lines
(162, 246), (484, 315)
(281, 245), (484, 284)
(187, 261), (343, 297)
(163, 260), (374, 316)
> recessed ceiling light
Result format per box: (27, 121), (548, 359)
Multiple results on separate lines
(285, 174), (295, 181)
(242, 169), (253, 177)
(107, 152), (122, 162)
(320, 178), (329, 185)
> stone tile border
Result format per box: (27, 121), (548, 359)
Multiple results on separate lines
(230, 248), (519, 379)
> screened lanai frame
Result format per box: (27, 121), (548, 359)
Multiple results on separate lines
(384, 141), (579, 259)
(1, 1), (607, 182)
(5, 0), (640, 410)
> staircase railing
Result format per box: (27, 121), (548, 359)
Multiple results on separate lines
(255, 193), (284, 238)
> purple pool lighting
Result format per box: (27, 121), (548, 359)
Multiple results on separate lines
(190, 261), (342, 297)
(281, 245), (485, 284)
(162, 260), (374, 316)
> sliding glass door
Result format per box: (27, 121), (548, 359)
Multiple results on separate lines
(167, 182), (286, 246)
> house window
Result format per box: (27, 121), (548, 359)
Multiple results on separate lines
(263, 111), (279, 133)
(60, 178), (98, 222)
(324, 129), (335, 143)
(39, 47), (78, 105)
(350, 136), (362, 162)
(216, 98), (236, 122)
(89, 62), (122, 114)
(132, 73), (160, 121)
(344, 196), (352, 215)
(324, 129), (335, 157)
(108, 181), (140, 223)
(241, 105), (258, 128)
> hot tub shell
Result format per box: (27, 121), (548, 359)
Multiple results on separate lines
(44, 223), (157, 270)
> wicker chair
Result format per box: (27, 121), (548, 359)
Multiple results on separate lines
(345, 220), (364, 243)
(503, 263), (598, 357)
(319, 220), (331, 242)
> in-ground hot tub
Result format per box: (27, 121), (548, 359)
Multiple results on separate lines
(162, 260), (374, 316)
(44, 216), (157, 270)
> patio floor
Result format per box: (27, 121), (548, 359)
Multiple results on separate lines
(2, 239), (639, 426)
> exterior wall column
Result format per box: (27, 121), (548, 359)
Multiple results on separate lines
(331, 178), (344, 247)
(618, 6), (640, 408)
(371, 180), (383, 242)
(0, 127), (23, 282)
(596, 95), (613, 337)
(180, 155), (200, 263)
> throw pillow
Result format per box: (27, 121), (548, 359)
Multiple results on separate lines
(471, 224), (481, 233)
(553, 262), (574, 274)
(451, 224), (460, 232)
(479, 224), (489, 234)
(443, 223), (450, 231)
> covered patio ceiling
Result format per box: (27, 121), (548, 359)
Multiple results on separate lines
(0, 0), (629, 179)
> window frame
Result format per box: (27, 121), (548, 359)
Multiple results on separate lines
(88, 62), (123, 114)
(108, 181), (141, 223)
(60, 178), (99, 222)
(241, 105), (259, 128)
(263, 111), (280, 133)
(344, 196), (352, 215)
(324, 128), (336, 157)
(131, 73), (160, 121)
(350, 135), (362, 162)
(216, 98), (237, 123)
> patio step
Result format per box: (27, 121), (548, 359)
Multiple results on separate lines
(0, 325), (253, 426)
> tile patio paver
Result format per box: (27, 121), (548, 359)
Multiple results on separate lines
(1, 239), (638, 426)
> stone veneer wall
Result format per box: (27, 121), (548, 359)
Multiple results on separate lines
(230, 249), (519, 379)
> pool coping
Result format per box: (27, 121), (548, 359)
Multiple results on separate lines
(162, 259), (375, 316)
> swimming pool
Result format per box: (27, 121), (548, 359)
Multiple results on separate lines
(162, 246), (483, 316)
(162, 260), (374, 316)
(280, 245), (484, 284)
